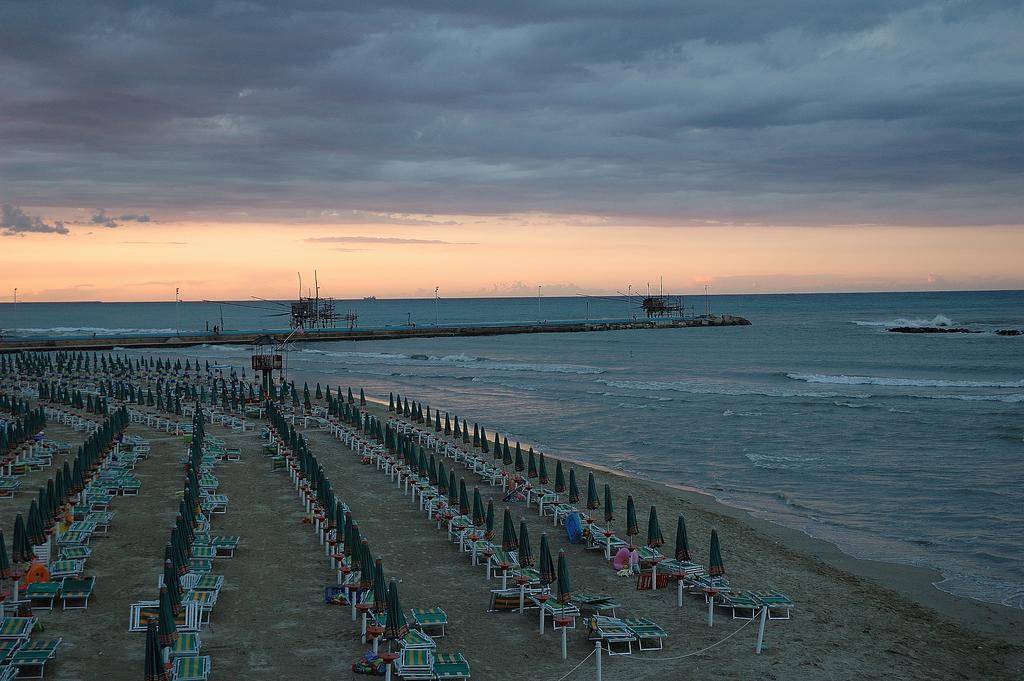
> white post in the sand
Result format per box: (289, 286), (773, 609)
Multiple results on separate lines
(539, 602), (546, 635)
(755, 606), (768, 654)
(385, 659), (392, 681)
(361, 611), (368, 643)
(351, 591), (358, 621)
(707, 594), (715, 627)
(677, 578), (684, 608)
(561, 624), (568, 659)
(594, 639), (603, 681)
(651, 563), (658, 591)
(519, 585), (526, 613)
(10, 576), (18, 607)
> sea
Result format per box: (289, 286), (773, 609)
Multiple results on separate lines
(1, 290), (1022, 608)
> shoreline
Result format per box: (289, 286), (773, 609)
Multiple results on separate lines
(357, 394), (1024, 643)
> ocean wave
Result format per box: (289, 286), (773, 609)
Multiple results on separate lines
(746, 453), (823, 471)
(722, 409), (763, 417)
(9, 326), (179, 337)
(298, 348), (602, 375)
(597, 378), (856, 400)
(851, 314), (956, 328)
(788, 373), (1024, 389)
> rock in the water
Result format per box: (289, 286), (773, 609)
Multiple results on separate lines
(888, 326), (978, 334)
(994, 329), (1023, 336)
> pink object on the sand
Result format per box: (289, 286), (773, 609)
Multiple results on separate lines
(612, 547), (630, 571)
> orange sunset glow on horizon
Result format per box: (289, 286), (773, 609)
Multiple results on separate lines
(3, 216), (1023, 302)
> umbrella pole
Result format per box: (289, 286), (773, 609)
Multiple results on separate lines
(651, 564), (658, 591)
(594, 639), (603, 681)
(361, 611), (367, 643)
(677, 578), (684, 608)
(519, 585), (525, 613)
(707, 594), (714, 627)
(755, 606), (768, 654)
(561, 625), (567, 659)
(539, 603), (545, 635)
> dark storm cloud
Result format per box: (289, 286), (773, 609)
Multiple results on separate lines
(1, 204), (69, 236)
(0, 1), (1021, 225)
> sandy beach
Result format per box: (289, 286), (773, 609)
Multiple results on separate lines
(2, 382), (1022, 681)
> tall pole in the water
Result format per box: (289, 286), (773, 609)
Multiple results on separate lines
(175, 287), (181, 334)
(12, 288), (17, 333)
(627, 285), (632, 319)
(705, 285), (710, 316)
(537, 285), (542, 322)
(434, 286), (439, 326)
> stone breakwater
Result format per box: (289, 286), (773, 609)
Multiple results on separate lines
(0, 315), (751, 352)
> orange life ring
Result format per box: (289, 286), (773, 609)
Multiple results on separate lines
(25, 562), (51, 585)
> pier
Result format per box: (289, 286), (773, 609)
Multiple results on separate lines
(0, 315), (750, 352)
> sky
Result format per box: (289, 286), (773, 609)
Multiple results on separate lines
(2, 1), (1022, 301)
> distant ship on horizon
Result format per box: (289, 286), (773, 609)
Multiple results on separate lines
(363, 296), (377, 301)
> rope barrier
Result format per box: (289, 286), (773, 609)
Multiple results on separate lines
(552, 648), (597, 681)
(551, 608), (763, 681)
(651, 609), (762, 661)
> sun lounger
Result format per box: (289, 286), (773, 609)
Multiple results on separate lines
(56, 531), (91, 548)
(0, 618), (36, 643)
(183, 590), (219, 624)
(173, 654), (211, 681)
(58, 546), (92, 561)
(587, 616), (637, 656)
(25, 582), (62, 611)
(571, 593), (620, 616)
(188, 558), (213, 574)
(170, 632), (201, 658)
(622, 617), (668, 650)
(9, 638), (61, 679)
(129, 601), (201, 633)
(60, 577), (96, 610)
(750, 590), (795, 619)
(534, 599), (580, 629)
(718, 591), (760, 619)
(200, 494), (228, 514)
(191, 546), (216, 561)
(48, 559), (85, 579)
(395, 648), (434, 680)
(400, 628), (437, 651)
(211, 535), (240, 558)
(0, 640), (21, 663)
(409, 607), (448, 637)
(433, 653), (471, 680)
(487, 589), (523, 613)
(0, 478), (19, 499)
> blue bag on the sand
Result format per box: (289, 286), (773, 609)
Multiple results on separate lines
(566, 512), (583, 544)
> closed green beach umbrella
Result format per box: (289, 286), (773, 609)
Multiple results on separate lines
(501, 508), (518, 551)
(586, 473), (599, 511)
(384, 580), (409, 640)
(164, 560), (182, 615)
(603, 485), (614, 524)
(502, 438), (511, 465)
(538, 533), (555, 586)
(554, 461), (565, 493)
(144, 620), (168, 681)
(458, 479), (470, 516)
(625, 495), (639, 542)
(514, 445), (524, 473)
(373, 559), (388, 615)
(556, 549), (573, 604)
(437, 463), (449, 495)
(518, 519), (534, 567)
(709, 529), (725, 577)
(647, 505), (664, 548)
(485, 500), (495, 540)
(158, 586), (178, 647)
(568, 469), (580, 504)
(527, 449), (537, 479)
(447, 471), (458, 506)
(472, 488), (485, 527)
(538, 453), (549, 485)
(27, 500), (46, 546)
(0, 532), (11, 579)
(674, 515), (691, 561)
